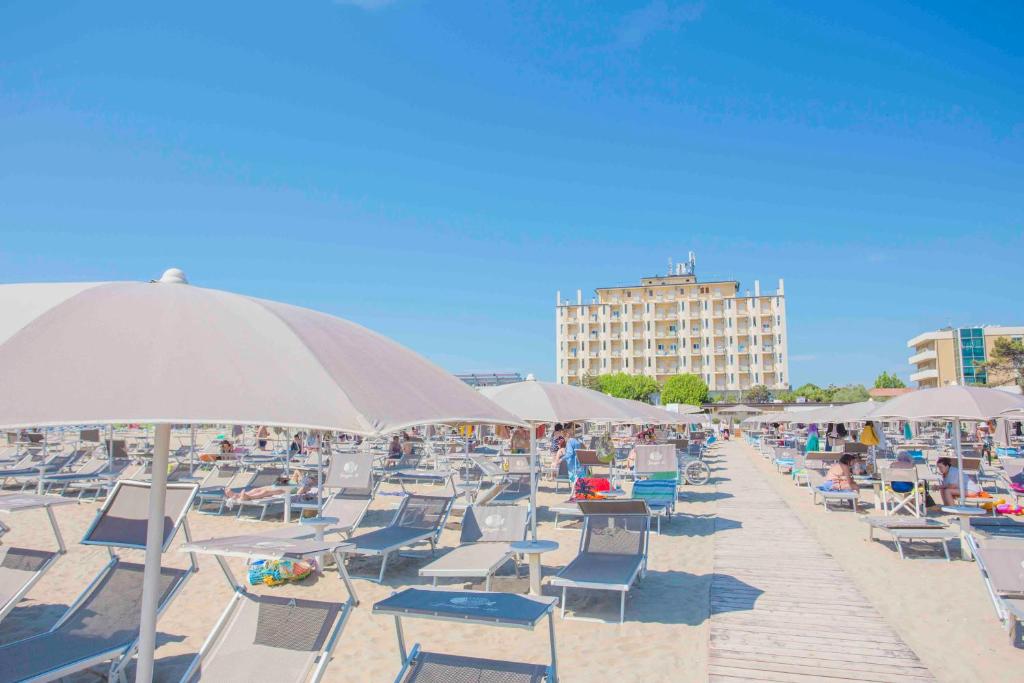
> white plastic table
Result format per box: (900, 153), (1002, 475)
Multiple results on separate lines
(511, 540), (559, 596)
(300, 515), (339, 567)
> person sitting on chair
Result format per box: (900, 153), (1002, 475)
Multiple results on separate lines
(935, 456), (982, 505)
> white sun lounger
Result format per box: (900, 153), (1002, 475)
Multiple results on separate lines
(965, 533), (1024, 645)
(178, 533), (359, 682)
(338, 493), (454, 583)
(0, 480), (198, 683)
(550, 498), (650, 624)
(374, 587), (559, 682)
(419, 504), (529, 590)
(0, 493), (77, 624)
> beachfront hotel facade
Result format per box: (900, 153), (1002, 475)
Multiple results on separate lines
(907, 325), (1024, 388)
(555, 256), (789, 392)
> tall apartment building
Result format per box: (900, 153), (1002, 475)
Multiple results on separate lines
(907, 325), (1024, 388)
(555, 256), (789, 391)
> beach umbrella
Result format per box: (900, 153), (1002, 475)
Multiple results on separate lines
(480, 378), (647, 540)
(718, 404), (759, 414)
(612, 398), (706, 425)
(0, 269), (524, 682)
(872, 386), (1024, 531)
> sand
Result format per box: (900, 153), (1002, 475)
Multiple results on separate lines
(0, 463), (714, 682)
(1, 438), (1017, 682)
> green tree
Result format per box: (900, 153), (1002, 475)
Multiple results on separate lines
(745, 384), (770, 403)
(831, 384), (870, 402)
(793, 383), (827, 403)
(580, 371), (600, 392)
(873, 371), (906, 389)
(595, 373), (660, 401)
(774, 390), (797, 402)
(660, 373), (709, 406)
(979, 337), (1024, 389)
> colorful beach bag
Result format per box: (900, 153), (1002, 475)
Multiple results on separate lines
(248, 559), (314, 587)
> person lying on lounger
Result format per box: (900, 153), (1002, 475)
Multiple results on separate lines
(820, 454), (859, 491)
(224, 473), (316, 503)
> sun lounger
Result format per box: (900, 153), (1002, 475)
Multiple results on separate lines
(373, 587), (559, 682)
(178, 533), (358, 682)
(0, 448), (88, 490)
(861, 516), (956, 560)
(633, 444), (677, 479)
(202, 466), (284, 515)
(338, 493), (454, 583)
(550, 499), (650, 623)
(969, 516), (1024, 540)
(0, 493), (76, 624)
(419, 504), (528, 589)
(52, 457), (136, 497)
(280, 454), (379, 534)
(965, 533), (1024, 645)
(0, 480), (198, 683)
(807, 469), (861, 512)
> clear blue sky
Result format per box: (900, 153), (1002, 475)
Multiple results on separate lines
(1, 1), (1021, 387)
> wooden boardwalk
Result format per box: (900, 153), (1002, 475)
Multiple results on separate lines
(707, 443), (934, 682)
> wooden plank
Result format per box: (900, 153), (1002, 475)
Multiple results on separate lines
(710, 631), (916, 659)
(710, 655), (933, 682)
(710, 645), (932, 673)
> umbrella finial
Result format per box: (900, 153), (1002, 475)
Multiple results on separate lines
(158, 268), (189, 284)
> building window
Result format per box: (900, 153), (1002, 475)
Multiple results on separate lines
(647, 358), (652, 367)
(958, 327), (988, 385)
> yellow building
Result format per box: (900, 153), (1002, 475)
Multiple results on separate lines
(907, 326), (1024, 388)
(555, 256), (789, 392)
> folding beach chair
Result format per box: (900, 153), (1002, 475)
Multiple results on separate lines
(419, 504), (528, 589)
(999, 459), (1024, 506)
(373, 587), (559, 682)
(337, 493), (454, 583)
(881, 467), (925, 517)
(0, 493), (76, 624)
(178, 533), (359, 682)
(0, 480), (198, 683)
(550, 499), (651, 623)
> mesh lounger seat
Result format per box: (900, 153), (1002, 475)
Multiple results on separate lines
(0, 493), (76, 624)
(0, 480), (198, 683)
(419, 504), (528, 590)
(373, 587), (559, 682)
(338, 493), (453, 583)
(549, 499), (650, 624)
(178, 534), (359, 682)
(965, 534), (1024, 645)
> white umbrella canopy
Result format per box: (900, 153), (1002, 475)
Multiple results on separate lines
(718, 404), (759, 414)
(0, 270), (524, 682)
(870, 386), (1024, 422)
(0, 272), (524, 432)
(479, 378), (638, 424)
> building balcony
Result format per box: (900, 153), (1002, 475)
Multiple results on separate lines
(910, 368), (939, 383)
(908, 348), (937, 365)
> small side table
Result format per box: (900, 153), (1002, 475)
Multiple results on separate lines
(510, 540), (559, 596)
(300, 515), (339, 568)
(942, 505), (987, 561)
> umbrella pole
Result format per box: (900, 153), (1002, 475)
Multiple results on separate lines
(189, 424), (196, 476)
(529, 425), (538, 542)
(136, 422), (170, 683)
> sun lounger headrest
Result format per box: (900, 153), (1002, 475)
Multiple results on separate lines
(633, 444), (677, 474)
(373, 587), (555, 627)
(325, 453), (374, 491)
(83, 480), (198, 550)
(577, 499), (650, 516)
(396, 494), (452, 530)
(462, 505), (529, 543)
